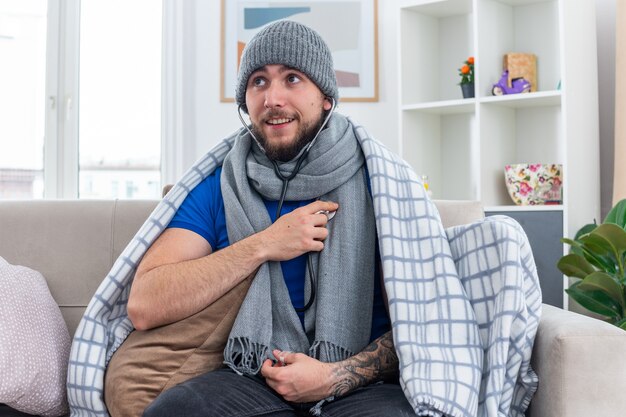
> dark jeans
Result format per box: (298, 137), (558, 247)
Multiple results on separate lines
(143, 368), (415, 417)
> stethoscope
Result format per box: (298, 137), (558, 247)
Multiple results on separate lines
(237, 98), (336, 312)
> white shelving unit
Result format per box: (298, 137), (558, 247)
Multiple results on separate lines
(398, 0), (599, 236)
(398, 0), (600, 307)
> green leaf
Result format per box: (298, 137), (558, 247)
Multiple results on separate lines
(591, 223), (626, 259)
(561, 237), (584, 249)
(620, 321), (626, 331)
(578, 271), (625, 308)
(557, 254), (596, 279)
(581, 247), (617, 274)
(561, 237), (585, 256)
(580, 224), (626, 276)
(580, 233), (614, 258)
(566, 282), (621, 319)
(574, 223), (598, 240)
(604, 199), (626, 229)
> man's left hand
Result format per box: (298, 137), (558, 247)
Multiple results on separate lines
(260, 349), (332, 403)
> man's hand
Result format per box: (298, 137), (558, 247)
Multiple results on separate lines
(261, 331), (399, 403)
(259, 200), (338, 262)
(261, 349), (333, 403)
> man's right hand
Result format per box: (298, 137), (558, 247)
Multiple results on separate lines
(258, 200), (338, 262)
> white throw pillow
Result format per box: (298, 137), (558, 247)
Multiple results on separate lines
(0, 256), (71, 416)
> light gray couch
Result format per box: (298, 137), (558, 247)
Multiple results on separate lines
(1, 199), (625, 417)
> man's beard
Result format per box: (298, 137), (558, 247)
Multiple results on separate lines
(251, 109), (325, 162)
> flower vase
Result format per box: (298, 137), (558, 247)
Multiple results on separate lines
(461, 82), (475, 98)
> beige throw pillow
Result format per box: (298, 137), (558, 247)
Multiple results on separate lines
(104, 276), (252, 417)
(0, 257), (71, 417)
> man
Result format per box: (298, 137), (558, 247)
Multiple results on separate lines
(131, 20), (415, 416)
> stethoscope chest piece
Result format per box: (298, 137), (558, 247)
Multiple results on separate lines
(316, 209), (336, 221)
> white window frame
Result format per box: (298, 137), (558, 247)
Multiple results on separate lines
(42, 0), (180, 199)
(44, 0), (78, 198)
(161, 0), (185, 186)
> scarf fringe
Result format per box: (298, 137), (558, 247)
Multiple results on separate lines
(308, 340), (354, 362)
(222, 114), (375, 373)
(223, 337), (269, 375)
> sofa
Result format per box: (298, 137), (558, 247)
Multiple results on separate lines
(1, 199), (625, 417)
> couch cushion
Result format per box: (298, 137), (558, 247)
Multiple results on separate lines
(0, 200), (157, 337)
(433, 199), (484, 228)
(0, 257), (70, 416)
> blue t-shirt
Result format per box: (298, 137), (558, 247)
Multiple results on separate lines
(168, 166), (390, 341)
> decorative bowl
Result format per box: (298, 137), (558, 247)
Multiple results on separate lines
(504, 163), (563, 205)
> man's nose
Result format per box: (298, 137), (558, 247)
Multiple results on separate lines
(264, 83), (286, 108)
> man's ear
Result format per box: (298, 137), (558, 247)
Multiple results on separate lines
(323, 97), (333, 111)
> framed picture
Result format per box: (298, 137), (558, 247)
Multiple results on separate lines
(221, 0), (378, 102)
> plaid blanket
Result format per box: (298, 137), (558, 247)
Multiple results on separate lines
(67, 118), (540, 417)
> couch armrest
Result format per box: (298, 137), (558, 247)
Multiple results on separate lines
(529, 304), (626, 417)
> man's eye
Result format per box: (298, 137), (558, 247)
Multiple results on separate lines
(252, 77), (266, 87)
(287, 74), (301, 84)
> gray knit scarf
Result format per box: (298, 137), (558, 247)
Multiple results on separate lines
(222, 114), (375, 375)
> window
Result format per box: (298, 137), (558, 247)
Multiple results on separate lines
(0, 0), (163, 200)
(0, 0), (47, 199)
(78, 0), (162, 199)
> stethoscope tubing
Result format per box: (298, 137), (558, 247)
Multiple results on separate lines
(236, 98), (336, 313)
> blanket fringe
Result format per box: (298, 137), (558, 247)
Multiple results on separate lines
(413, 395), (468, 417)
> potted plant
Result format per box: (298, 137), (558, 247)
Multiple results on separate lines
(458, 56), (475, 98)
(558, 199), (626, 330)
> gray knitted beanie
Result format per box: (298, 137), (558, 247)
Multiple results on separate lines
(235, 20), (338, 111)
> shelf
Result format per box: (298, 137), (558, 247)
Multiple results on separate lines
(402, 99), (475, 114)
(484, 204), (564, 212)
(493, 0), (556, 6)
(479, 90), (561, 108)
(401, 0), (472, 17)
(402, 91), (561, 113)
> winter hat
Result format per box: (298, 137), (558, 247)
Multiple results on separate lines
(235, 20), (338, 111)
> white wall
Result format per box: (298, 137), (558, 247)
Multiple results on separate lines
(187, 0), (399, 165)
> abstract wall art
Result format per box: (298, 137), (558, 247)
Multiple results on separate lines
(221, 0), (378, 102)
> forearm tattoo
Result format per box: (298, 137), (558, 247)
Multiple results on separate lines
(329, 330), (399, 397)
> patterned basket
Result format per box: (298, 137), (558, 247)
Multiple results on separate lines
(504, 163), (563, 205)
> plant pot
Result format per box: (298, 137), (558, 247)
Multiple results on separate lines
(461, 82), (475, 98)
